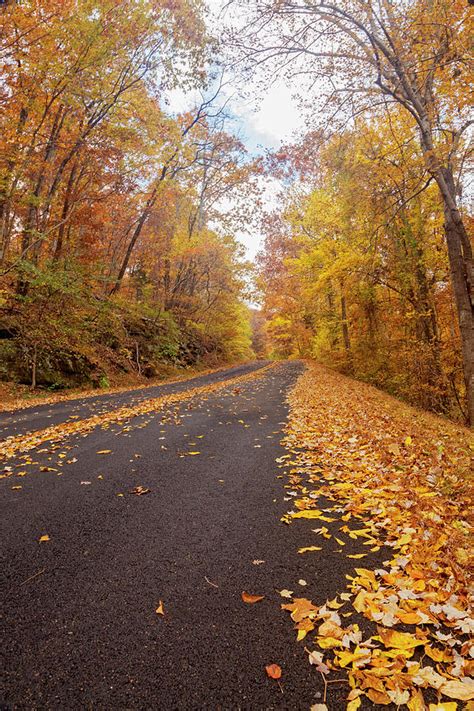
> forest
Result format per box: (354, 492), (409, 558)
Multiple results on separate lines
(0, 0), (472, 425)
(0, 0), (257, 395)
(1, 3), (473, 710)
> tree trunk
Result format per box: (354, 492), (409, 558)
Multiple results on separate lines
(110, 197), (155, 296)
(339, 282), (352, 372)
(31, 344), (37, 389)
(53, 161), (78, 261)
(434, 167), (474, 424)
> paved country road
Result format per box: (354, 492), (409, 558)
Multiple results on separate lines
(1, 362), (357, 710)
(0, 361), (272, 440)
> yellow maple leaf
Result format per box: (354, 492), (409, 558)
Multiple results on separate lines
(407, 689), (426, 711)
(377, 627), (425, 650)
(317, 636), (343, 649)
(336, 648), (370, 668)
(292, 510), (324, 519)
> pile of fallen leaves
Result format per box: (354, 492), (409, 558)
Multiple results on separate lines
(281, 362), (473, 710)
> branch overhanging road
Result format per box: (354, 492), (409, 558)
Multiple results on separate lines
(1, 361), (370, 709)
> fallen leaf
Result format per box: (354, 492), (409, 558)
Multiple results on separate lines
(96, 450), (111, 455)
(346, 698), (362, 711)
(347, 553), (367, 559)
(265, 663), (282, 679)
(317, 636), (343, 649)
(292, 509), (324, 519)
(242, 591), (265, 604)
(438, 678), (474, 701)
(156, 601), (164, 615)
(308, 650), (324, 665)
(407, 689), (427, 711)
(130, 486), (151, 496)
(39, 534), (50, 542)
(377, 627), (426, 651)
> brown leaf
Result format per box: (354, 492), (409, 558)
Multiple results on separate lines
(130, 486), (151, 496)
(242, 591), (265, 604)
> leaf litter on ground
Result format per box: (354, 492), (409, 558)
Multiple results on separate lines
(280, 362), (473, 709)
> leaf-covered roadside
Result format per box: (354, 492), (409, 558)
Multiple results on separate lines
(280, 362), (473, 709)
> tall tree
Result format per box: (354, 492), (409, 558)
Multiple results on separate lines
(232, 0), (473, 422)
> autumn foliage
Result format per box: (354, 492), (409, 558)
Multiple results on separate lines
(259, 119), (468, 420)
(244, 0), (473, 424)
(0, 0), (256, 391)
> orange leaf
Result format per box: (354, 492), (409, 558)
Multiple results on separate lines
(265, 663), (282, 679)
(156, 601), (164, 615)
(242, 591), (265, 603)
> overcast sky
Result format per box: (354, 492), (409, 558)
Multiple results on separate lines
(166, 0), (306, 261)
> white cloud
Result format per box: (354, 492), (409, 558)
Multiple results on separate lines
(165, 0), (303, 262)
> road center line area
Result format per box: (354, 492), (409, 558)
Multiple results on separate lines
(1, 361), (334, 709)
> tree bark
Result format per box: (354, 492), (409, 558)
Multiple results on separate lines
(433, 167), (474, 424)
(109, 186), (159, 295)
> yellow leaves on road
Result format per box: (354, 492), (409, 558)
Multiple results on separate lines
(242, 592), (265, 604)
(96, 450), (112, 455)
(156, 601), (165, 615)
(39, 534), (50, 542)
(265, 663), (282, 679)
(298, 546), (322, 553)
(279, 363), (474, 709)
(0, 364), (275, 462)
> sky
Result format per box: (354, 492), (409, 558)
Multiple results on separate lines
(168, 81), (304, 261)
(166, 0), (307, 261)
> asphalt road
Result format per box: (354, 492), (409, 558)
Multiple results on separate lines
(1, 361), (383, 710)
(0, 361), (271, 440)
